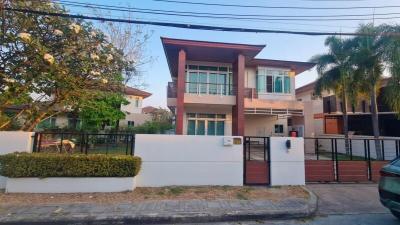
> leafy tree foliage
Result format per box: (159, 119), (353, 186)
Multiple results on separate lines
(0, 1), (135, 131)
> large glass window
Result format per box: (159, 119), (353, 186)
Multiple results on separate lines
(187, 113), (226, 136)
(257, 68), (291, 94)
(185, 64), (233, 95)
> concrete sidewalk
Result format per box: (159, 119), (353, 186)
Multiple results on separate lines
(307, 183), (388, 215)
(0, 189), (317, 224)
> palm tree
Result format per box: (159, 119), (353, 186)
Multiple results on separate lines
(350, 24), (386, 160)
(381, 25), (400, 116)
(310, 36), (356, 154)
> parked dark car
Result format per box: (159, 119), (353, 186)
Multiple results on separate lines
(379, 157), (400, 219)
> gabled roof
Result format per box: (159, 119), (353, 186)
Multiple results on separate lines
(124, 86), (152, 98)
(295, 81), (316, 95)
(142, 106), (157, 114)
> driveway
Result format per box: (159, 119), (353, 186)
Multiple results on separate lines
(307, 183), (389, 215)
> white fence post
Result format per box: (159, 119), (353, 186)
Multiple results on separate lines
(269, 137), (305, 186)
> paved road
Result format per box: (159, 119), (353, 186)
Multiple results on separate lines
(160, 184), (398, 225)
(177, 213), (398, 225)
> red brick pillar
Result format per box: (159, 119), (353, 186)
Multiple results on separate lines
(232, 54), (245, 136)
(175, 49), (186, 135)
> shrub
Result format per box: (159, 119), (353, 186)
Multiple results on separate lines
(0, 153), (141, 178)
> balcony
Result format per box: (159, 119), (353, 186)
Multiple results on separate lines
(167, 82), (177, 98)
(185, 82), (235, 96)
(244, 88), (258, 99)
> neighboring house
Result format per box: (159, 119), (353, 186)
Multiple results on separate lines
(296, 78), (400, 137)
(36, 86), (152, 130)
(163, 37), (315, 136)
(118, 86), (152, 128)
(142, 106), (158, 114)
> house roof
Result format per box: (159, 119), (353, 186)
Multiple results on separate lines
(124, 86), (152, 98)
(161, 37), (266, 78)
(248, 59), (316, 75)
(295, 81), (316, 95)
(142, 106), (157, 114)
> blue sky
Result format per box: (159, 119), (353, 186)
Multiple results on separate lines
(64, 0), (400, 108)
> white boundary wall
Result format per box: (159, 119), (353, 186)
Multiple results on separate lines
(0, 131), (34, 189)
(6, 177), (136, 193)
(270, 137), (305, 186)
(0, 131), (34, 154)
(135, 134), (243, 187)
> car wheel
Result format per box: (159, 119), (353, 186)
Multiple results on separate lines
(391, 210), (400, 219)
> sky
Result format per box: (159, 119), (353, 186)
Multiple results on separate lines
(63, 0), (400, 108)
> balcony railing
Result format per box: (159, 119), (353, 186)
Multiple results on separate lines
(167, 82), (177, 98)
(185, 82), (235, 96)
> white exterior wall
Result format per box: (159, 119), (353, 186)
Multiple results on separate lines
(134, 134), (243, 187)
(0, 131), (34, 189)
(183, 105), (233, 136)
(244, 115), (287, 137)
(119, 113), (152, 127)
(270, 137), (305, 186)
(121, 95), (143, 114)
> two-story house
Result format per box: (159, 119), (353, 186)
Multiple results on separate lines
(296, 78), (400, 137)
(164, 37), (315, 136)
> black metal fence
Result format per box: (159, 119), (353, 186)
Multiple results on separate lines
(304, 137), (400, 161)
(32, 132), (135, 155)
(304, 137), (400, 182)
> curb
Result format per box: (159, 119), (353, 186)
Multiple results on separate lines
(0, 188), (318, 225)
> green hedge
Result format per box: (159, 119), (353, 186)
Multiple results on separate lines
(0, 153), (141, 178)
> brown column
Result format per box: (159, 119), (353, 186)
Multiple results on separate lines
(175, 49), (186, 135)
(232, 54), (245, 136)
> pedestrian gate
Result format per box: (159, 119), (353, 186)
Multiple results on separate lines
(243, 137), (271, 185)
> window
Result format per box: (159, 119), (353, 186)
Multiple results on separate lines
(274, 124), (284, 134)
(38, 117), (57, 129)
(67, 117), (81, 129)
(187, 113), (226, 136)
(128, 121), (135, 127)
(134, 98), (140, 108)
(257, 68), (291, 94)
(185, 64), (233, 95)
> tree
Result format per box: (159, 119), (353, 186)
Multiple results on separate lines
(381, 25), (400, 116)
(310, 36), (356, 153)
(78, 93), (129, 131)
(0, 1), (134, 131)
(93, 9), (153, 89)
(350, 24), (386, 159)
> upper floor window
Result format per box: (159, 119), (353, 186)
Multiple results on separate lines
(185, 64), (233, 96)
(134, 98), (140, 108)
(257, 68), (291, 94)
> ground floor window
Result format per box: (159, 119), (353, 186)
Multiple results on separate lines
(187, 113), (225, 136)
(128, 121), (135, 127)
(274, 124), (284, 134)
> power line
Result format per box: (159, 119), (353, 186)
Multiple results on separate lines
(6, 7), (400, 37)
(152, 0), (400, 10)
(56, 0), (400, 19)
(51, 1), (400, 22)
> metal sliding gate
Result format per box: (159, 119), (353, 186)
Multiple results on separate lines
(243, 136), (271, 185)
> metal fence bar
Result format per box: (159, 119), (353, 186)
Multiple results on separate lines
(349, 139), (353, 161)
(316, 138), (319, 160)
(334, 138), (339, 182)
(367, 140), (372, 181)
(381, 140), (385, 161)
